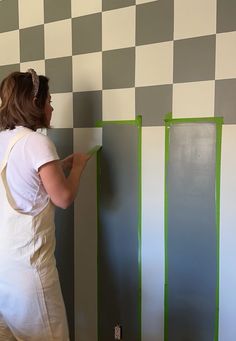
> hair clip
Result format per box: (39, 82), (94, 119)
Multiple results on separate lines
(27, 68), (39, 97)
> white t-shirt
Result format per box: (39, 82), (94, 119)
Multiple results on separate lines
(0, 126), (60, 216)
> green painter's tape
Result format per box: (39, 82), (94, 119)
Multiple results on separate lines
(87, 145), (102, 157)
(136, 114), (142, 129)
(164, 112), (172, 121)
(165, 116), (223, 125)
(97, 147), (101, 341)
(214, 120), (223, 341)
(164, 115), (223, 341)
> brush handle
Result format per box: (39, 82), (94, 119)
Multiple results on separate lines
(87, 145), (102, 157)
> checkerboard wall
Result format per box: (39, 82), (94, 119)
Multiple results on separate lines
(0, 0), (236, 126)
(1, 1), (236, 341)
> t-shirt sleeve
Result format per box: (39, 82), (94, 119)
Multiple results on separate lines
(25, 132), (60, 171)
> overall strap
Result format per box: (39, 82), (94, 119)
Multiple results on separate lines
(0, 128), (34, 211)
(0, 128), (33, 173)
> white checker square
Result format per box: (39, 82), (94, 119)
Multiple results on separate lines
(102, 6), (135, 51)
(20, 60), (45, 75)
(19, 0), (44, 29)
(72, 52), (102, 92)
(71, 0), (102, 17)
(216, 32), (236, 80)
(45, 19), (72, 59)
(0, 30), (19, 65)
(50, 93), (73, 128)
(174, 0), (216, 40)
(73, 128), (102, 153)
(173, 81), (215, 118)
(103, 88), (135, 121)
(136, 42), (173, 86)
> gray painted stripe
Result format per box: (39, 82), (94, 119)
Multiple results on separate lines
(166, 123), (217, 341)
(73, 127), (102, 341)
(98, 124), (139, 341)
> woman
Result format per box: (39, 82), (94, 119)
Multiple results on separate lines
(0, 69), (89, 340)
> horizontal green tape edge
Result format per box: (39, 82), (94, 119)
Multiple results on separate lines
(96, 115), (142, 127)
(165, 116), (224, 125)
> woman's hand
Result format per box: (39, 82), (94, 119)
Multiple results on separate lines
(39, 152), (91, 209)
(72, 152), (91, 172)
(61, 153), (90, 172)
(61, 155), (73, 171)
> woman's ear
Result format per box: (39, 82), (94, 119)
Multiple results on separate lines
(33, 96), (37, 106)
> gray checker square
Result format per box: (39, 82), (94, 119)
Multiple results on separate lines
(102, 0), (135, 11)
(20, 26), (44, 62)
(72, 13), (101, 55)
(73, 91), (102, 128)
(103, 48), (135, 89)
(44, 0), (71, 23)
(217, 0), (236, 33)
(47, 128), (73, 159)
(174, 35), (216, 83)
(0, 64), (20, 83)
(0, 0), (18, 33)
(136, 85), (172, 126)
(45, 57), (72, 94)
(215, 79), (236, 124)
(136, 0), (173, 46)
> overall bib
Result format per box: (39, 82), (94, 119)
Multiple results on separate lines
(0, 128), (69, 341)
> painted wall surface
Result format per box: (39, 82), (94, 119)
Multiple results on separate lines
(166, 123), (217, 341)
(142, 127), (165, 341)
(98, 123), (140, 341)
(1, 1), (236, 341)
(74, 127), (102, 341)
(219, 125), (236, 341)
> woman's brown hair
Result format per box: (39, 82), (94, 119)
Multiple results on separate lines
(0, 71), (50, 131)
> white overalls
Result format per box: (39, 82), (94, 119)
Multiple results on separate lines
(0, 128), (69, 340)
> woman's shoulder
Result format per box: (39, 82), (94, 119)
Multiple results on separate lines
(0, 127), (51, 144)
(24, 129), (59, 161)
(25, 129), (55, 147)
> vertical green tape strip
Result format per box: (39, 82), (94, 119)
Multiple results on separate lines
(97, 147), (101, 341)
(214, 121), (223, 341)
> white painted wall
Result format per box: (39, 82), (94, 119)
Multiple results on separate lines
(219, 125), (236, 341)
(142, 127), (165, 341)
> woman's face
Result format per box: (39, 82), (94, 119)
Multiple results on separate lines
(44, 94), (53, 125)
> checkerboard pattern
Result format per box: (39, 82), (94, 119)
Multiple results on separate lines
(1, 1), (236, 341)
(0, 0), (236, 127)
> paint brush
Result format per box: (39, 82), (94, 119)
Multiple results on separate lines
(87, 145), (102, 157)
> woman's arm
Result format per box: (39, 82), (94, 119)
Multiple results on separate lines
(39, 153), (90, 209)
